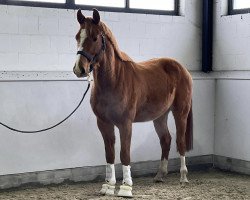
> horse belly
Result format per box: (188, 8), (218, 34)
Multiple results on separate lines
(134, 94), (174, 122)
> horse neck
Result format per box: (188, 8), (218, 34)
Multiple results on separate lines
(93, 42), (125, 90)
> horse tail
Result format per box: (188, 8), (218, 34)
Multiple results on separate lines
(185, 101), (193, 152)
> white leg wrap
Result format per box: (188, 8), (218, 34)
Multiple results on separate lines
(180, 156), (189, 183)
(100, 164), (116, 196)
(117, 165), (133, 197)
(154, 159), (168, 182)
(122, 165), (133, 186)
(105, 164), (116, 185)
(160, 158), (168, 173)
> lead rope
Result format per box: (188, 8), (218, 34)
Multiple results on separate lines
(0, 79), (91, 134)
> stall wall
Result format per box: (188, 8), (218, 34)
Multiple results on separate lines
(0, 79), (214, 175)
(0, 0), (201, 71)
(0, 1), (213, 176)
(214, 0), (250, 71)
(215, 80), (250, 161)
(213, 0), (250, 162)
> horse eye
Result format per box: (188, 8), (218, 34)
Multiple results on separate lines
(93, 37), (97, 42)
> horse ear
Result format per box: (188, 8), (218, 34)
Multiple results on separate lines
(92, 8), (100, 25)
(77, 9), (85, 24)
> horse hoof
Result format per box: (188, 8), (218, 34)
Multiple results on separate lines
(153, 176), (164, 182)
(180, 168), (188, 184)
(180, 178), (189, 184)
(117, 184), (133, 198)
(100, 183), (115, 196)
(154, 178), (164, 183)
(153, 171), (167, 182)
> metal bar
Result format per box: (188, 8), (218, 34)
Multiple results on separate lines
(125, 0), (129, 9)
(175, 0), (180, 15)
(66, 0), (74, 9)
(228, 0), (233, 15)
(202, 0), (213, 73)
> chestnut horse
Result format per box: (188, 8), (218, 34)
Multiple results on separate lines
(73, 9), (193, 197)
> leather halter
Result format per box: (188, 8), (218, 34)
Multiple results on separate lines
(77, 34), (106, 73)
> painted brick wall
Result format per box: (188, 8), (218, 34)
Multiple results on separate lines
(213, 0), (250, 71)
(213, 1), (250, 162)
(0, 0), (201, 71)
(0, 78), (215, 175)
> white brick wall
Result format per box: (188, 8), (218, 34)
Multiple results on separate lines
(0, 15), (19, 34)
(19, 16), (39, 34)
(0, 1), (201, 71)
(0, 78), (215, 175)
(39, 17), (59, 35)
(10, 35), (31, 52)
(213, 1), (250, 164)
(213, 0), (250, 71)
(0, 35), (10, 52)
(0, 53), (18, 66)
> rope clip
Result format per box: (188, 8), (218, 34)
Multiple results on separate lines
(87, 73), (92, 83)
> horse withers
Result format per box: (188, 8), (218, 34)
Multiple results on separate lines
(73, 9), (193, 197)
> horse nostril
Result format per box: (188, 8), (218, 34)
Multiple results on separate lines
(80, 66), (86, 74)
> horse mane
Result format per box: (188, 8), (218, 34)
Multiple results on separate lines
(100, 22), (133, 62)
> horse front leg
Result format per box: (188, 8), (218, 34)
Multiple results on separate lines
(117, 122), (133, 198)
(97, 118), (116, 196)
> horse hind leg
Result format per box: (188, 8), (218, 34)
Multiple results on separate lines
(153, 113), (172, 182)
(172, 103), (193, 184)
(174, 114), (189, 183)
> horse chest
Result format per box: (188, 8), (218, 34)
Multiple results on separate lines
(90, 92), (128, 122)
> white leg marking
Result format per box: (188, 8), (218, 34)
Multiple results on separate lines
(117, 165), (133, 197)
(154, 158), (168, 182)
(180, 156), (189, 183)
(100, 163), (116, 196)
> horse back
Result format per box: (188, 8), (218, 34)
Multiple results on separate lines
(132, 58), (192, 122)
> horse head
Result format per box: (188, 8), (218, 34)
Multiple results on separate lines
(73, 9), (105, 78)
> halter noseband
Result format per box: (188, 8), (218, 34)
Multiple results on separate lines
(77, 34), (106, 73)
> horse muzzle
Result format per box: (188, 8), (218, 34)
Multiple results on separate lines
(73, 65), (87, 78)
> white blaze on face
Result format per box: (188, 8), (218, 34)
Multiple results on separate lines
(76, 29), (87, 69)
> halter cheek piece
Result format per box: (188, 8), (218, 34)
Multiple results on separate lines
(77, 34), (106, 73)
